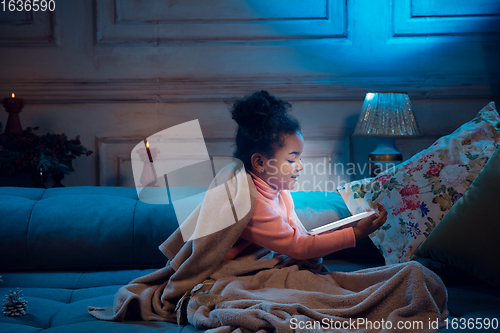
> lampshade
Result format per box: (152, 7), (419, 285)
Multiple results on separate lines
(354, 92), (421, 137)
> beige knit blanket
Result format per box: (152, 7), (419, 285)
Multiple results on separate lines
(185, 248), (448, 333)
(89, 162), (448, 333)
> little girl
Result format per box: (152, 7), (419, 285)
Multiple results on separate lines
(90, 90), (448, 331)
(224, 90), (388, 261)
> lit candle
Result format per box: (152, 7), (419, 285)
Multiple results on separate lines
(146, 141), (153, 163)
(2, 93), (25, 135)
(137, 141), (159, 161)
(146, 141), (159, 161)
(137, 140), (160, 187)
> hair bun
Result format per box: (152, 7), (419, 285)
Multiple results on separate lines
(231, 90), (290, 140)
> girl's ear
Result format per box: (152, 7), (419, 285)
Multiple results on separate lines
(251, 153), (265, 173)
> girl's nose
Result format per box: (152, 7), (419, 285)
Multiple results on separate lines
(296, 160), (304, 172)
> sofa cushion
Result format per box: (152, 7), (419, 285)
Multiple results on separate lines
(0, 194), (38, 268)
(0, 187), (178, 271)
(415, 147), (500, 289)
(28, 194), (137, 269)
(291, 190), (351, 230)
(0, 269), (205, 333)
(0, 186), (355, 271)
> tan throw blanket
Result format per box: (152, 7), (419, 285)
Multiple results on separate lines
(186, 248), (448, 333)
(89, 162), (448, 332)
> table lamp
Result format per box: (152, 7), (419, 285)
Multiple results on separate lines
(353, 92), (421, 176)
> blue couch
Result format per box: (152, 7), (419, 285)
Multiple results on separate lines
(1, 186), (499, 332)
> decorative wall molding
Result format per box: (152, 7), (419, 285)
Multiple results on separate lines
(96, 135), (350, 189)
(95, 136), (244, 187)
(0, 9), (56, 47)
(393, 0), (500, 37)
(1, 75), (499, 104)
(94, 0), (347, 45)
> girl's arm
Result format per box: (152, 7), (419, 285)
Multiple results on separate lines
(239, 199), (357, 260)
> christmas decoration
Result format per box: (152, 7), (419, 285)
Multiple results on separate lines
(2, 288), (28, 317)
(2, 93), (25, 135)
(0, 124), (93, 178)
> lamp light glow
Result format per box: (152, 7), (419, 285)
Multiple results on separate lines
(354, 92), (420, 137)
(354, 92), (421, 176)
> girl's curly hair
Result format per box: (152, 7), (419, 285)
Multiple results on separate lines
(230, 90), (301, 171)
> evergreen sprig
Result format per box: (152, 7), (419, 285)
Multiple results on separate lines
(0, 124), (93, 177)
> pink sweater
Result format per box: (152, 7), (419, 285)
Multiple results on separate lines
(224, 171), (356, 261)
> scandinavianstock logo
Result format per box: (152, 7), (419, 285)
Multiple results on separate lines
(131, 120), (251, 242)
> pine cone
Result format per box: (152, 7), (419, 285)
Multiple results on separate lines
(2, 288), (28, 317)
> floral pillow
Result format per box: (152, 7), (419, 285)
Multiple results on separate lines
(337, 102), (500, 264)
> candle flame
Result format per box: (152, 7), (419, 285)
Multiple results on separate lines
(12, 93), (15, 98)
(146, 141), (149, 148)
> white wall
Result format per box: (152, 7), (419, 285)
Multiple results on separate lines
(0, 0), (498, 187)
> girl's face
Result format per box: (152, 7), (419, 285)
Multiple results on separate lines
(254, 131), (304, 191)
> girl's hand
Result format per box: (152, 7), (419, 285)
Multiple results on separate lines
(352, 203), (388, 241)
